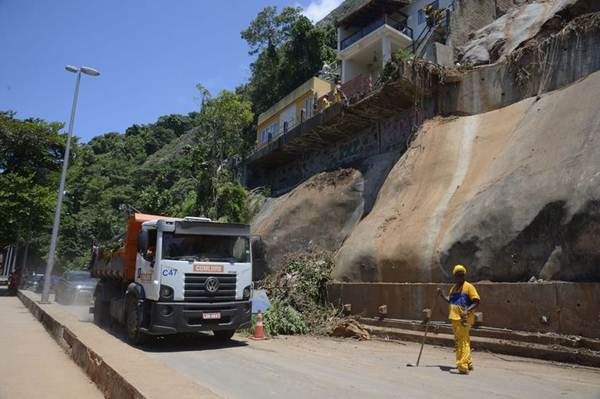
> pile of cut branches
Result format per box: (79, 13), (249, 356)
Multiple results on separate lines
(259, 250), (341, 335)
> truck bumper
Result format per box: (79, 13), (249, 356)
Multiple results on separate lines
(144, 300), (252, 335)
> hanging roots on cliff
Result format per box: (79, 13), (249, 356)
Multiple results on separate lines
(507, 12), (600, 88)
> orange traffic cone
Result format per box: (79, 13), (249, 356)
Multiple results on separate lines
(251, 310), (266, 340)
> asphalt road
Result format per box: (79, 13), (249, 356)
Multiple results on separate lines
(58, 298), (600, 399)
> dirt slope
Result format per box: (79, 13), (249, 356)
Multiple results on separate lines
(333, 69), (600, 282)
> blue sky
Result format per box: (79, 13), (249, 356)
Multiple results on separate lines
(0, 0), (342, 142)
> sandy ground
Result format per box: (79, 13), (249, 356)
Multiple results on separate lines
(0, 295), (103, 399)
(60, 300), (600, 399)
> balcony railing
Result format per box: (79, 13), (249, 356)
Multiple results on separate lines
(340, 16), (413, 51)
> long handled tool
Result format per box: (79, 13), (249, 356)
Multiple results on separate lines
(407, 293), (437, 367)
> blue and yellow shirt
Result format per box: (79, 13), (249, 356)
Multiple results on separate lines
(448, 281), (480, 322)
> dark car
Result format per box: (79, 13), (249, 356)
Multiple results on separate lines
(25, 273), (45, 291)
(34, 275), (60, 294)
(55, 271), (98, 305)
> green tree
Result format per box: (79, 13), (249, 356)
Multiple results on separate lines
(242, 8), (337, 117)
(241, 6), (302, 55)
(0, 173), (55, 248)
(191, 88), (254, 219)
(0, 111), (65, 179)
(0, 111), (65, 274)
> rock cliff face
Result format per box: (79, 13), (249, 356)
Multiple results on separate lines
(460, 0), (600, 65)
(249, 2), (600, 283)
(333, 69), (600, 282)
(251, 168), (365, 280)
(251, 152), (400, 279)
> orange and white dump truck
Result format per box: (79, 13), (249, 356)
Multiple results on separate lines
(90, 213), (252, 344)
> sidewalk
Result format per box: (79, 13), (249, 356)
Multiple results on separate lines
(17, 289), (220, 399)
(0, 296), (103, 399)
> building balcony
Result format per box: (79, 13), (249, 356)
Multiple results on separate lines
(339, 16), (413, 52)
(338, 18), (414, 84)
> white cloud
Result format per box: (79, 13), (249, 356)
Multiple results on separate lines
(302, 0), (344, 23)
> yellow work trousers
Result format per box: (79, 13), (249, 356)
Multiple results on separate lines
(451, 320), (473, 373)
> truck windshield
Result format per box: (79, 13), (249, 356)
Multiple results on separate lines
(162, 233), (250, 263)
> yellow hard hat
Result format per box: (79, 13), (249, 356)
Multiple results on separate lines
(452, 265), (467, 275)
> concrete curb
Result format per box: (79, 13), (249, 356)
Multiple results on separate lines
(18, 290), (221, 399)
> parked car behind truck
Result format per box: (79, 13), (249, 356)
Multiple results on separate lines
(90, 213), (253, 345)
(55, 271), (97, 304)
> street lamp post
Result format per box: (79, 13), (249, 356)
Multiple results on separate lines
(40, 65), (100, 303)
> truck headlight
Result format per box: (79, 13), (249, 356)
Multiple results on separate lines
(160, 285), (173, 300)
(243, 285), (252, 300)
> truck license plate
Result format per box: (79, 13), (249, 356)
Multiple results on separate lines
(202, 312), (221, 320)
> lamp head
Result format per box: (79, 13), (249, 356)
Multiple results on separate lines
(80, 66), (100, 76)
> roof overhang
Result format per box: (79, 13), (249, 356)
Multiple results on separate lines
(338, 24), (413, 60)
(336, 0), (411, 28)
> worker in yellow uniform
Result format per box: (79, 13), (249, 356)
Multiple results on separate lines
(437, 265), (480, 374)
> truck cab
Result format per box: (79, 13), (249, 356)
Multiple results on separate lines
(92, 215), (252, 344)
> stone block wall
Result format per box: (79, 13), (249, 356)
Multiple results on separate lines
(449, 0), (498, 51)
(247, 109), (417, 194)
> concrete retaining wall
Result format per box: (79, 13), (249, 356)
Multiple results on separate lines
(248, 109), (417, 193)
(327, 282), (600, 339)
(444, 15), (600, 115)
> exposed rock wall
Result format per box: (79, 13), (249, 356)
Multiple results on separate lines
(333, 69), (600, 282)
(251, 156), (398, 278)
(249, 7), (600, 283)
(441, 12), (600, 114)
(460, 0), (600, 65)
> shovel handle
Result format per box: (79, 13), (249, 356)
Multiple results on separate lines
(415, 296), (437, 367)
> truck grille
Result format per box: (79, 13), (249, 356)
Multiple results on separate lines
(184, 273), (237, 303)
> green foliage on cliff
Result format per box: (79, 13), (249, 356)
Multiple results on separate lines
(241, 6), (337, 116)
(53, 89), (255, 270)
(316, 0), (366, 27)
(2, 4), (339, 273)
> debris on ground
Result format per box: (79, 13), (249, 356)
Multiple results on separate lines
(259, 250), (342, 336)
(328, 319), (370, 341)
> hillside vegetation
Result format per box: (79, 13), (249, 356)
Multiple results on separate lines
(1, 6), (337, 272)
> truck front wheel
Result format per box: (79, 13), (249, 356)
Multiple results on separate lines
(126, 297), (147, 346)
(213, 329), (235, 341)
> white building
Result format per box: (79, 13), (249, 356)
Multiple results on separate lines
(337, 0), (452, 85)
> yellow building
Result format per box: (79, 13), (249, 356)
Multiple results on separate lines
(257, 77), (334, 146)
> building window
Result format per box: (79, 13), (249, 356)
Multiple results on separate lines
(259, 122), (279, 143)
(304, 95), (315, 119)
(418, 0), (439, 25)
